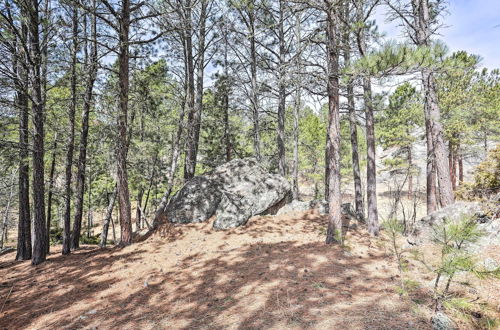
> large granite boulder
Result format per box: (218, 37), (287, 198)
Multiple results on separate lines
(156, 158), (292, 230)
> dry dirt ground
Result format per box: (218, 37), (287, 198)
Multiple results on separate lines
(0, 210), (496, 329)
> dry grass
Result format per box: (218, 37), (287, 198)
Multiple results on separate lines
(1, 210), (432, 330)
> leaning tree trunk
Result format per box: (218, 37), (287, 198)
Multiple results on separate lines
(324, 6), (342, 245)
(100, 186), (117, 248)
(62, 6), (78, 255)
(29, 0), (48, 265)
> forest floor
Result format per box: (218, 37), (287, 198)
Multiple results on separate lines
(0, 209), (498, 329)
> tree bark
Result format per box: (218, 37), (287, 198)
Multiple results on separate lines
(425, 116), (437, 214)
(324, 5), (342, 245)
(116, 0), (133, 245)
(29, 0), (48, 265)
(62, 6), (78, 255)
(183, 0), (197, 180)
(276, 0), (286, 176)
(72, 0), (98, 250)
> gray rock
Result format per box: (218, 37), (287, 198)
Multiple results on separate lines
(407, 202), (483, 245)
(158, 158), (291, 230)
(165, 176), (222, 224)
(211, 159), (291, 230)
(213, 193), (253, 230)
(431, 312), (456, 330)
(482, 258), (500, 272)
(276, 200), (311, 215)
(407, 201), (499, 255)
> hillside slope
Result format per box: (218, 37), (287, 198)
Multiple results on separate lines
(1, 211), (429, 329)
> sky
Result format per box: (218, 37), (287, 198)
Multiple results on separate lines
(374, 0), (500, 70)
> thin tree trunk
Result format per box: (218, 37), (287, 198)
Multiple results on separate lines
(46, 135), (57, 253)
(324, 6), (342, 245)
(136, 189), (143, 230)
(116, 0), (133, 245)
(449, 141), (457, 191)
(1, 170), (16, 249)
(100, 186), (117, 248)
(292, 87), (300, 200)
(342, 4), (364, 220)
(87, 169), (92, 238)
(62, 6), (78, 255)
(30, 0), (47, 265)
(458, 153), (464, 184)
(276, 0), (286, 176)
(72, 0), (98, 250)
(185, 0), (207, 179)
(183, 0), (197, 180)
(425, 116), (437, 214)
(15, 16), (32, 260)
(153, 92), (186, 226)
(249, 9), (261, 161)
(223, 26), (231, 162)
(408, 145), (413, 199)
(356, 2), (378, 235)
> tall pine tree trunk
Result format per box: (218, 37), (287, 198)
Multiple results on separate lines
(62, 6), (78, 255)
(413, 0), (454, 208)
(29, 0), (48, 265)
(356, 2), (378, 235)
(342, 3), (364, 220)
(324, 5), (342, 245)
(249, 10), (261, 161)
(116, 0), (132, 245)
(276, 0), (286, 176)
(72, 1), (98, 249)
(15, 17), (32, 260)
(183, 0), (197, 180)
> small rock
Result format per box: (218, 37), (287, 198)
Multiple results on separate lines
(431, 312), (456, 330)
